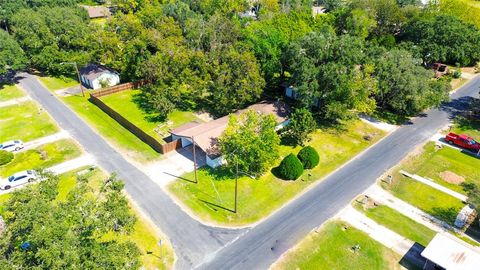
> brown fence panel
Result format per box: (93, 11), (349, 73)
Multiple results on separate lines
(91, 80), (150, 98)
(161, 139), (182, 154)
(89, 95), (168, 153)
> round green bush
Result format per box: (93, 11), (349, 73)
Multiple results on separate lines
(0, 150), (14, 166)
(297, 146), (319, 169)
(278, 153), (304, 180)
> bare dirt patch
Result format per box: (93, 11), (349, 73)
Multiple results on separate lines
(439, 171), (465, 184)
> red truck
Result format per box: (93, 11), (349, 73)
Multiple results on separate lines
(445, 133), (480, 152)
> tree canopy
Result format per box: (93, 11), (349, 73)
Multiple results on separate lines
(219, 109), (280, 176)
(0, 172), (141, 269)
(400, 14), (480, 66)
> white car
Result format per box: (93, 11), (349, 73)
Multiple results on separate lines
(0, 170), (38, 190)
(0, 140), (24, 152)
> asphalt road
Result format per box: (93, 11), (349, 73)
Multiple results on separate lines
(17, 73), (245, 269)
(199, 79), (480, 270)
(19, 72), (479, 269)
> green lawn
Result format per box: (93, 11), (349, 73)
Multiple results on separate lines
(382, 174), (465, 225)
(0, 167), (175, 269)
(451, 116), (480, 142)
(0, 101), (59, 142)
(168, 120), (386, 225)
(274, 221), (411, 270)
(101, 89), (202, 142)
(0, 84), (25, 101)
(353, 201), (436, 247)
(398, 142), (480, 194)
(62, 94), (161, 163)
(0, 139), (82, 177)
(38, 76), (78, 91)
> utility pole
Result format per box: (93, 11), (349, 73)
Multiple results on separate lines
(234, 157), (238, 213)
(192, 136), (198, 184)
(61, 62), (84, 97)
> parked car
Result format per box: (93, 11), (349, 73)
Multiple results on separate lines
(445, 133), (480, 152)
(0, 140), (24, 152)
(0, 170), (38, 190)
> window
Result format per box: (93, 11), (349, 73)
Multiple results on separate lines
(15, 176), (26, 181)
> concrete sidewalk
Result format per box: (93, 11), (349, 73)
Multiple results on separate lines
(359, 114), (397, 132)
(365, 185), (458, 234)
(338, 206), (426, 267)
(0, 96), (30, 108)
(400, 170), (468, 202)
(18, 131), (71, 152)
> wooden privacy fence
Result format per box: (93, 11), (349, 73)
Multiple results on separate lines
(89, 82), (181, 154)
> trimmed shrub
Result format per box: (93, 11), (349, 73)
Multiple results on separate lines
(451, 69), (462, 79)
(278, 153), (304, 180)
(297, 146), (320, 169)
(0, 150), (14, 166)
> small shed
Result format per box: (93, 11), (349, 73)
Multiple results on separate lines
(432, 63), (449, 78)
(421, 233), (480, 270)
(79, 64), (120, 90)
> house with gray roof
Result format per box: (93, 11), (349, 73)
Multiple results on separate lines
(79, 63), (120, 90)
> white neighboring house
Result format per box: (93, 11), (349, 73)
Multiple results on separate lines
(79, 64), (120, 90)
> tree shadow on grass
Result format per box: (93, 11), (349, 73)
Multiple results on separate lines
(430, 206), (461, 225)
(454, 115), (480, 132)
(131, 89), (168, 123)
(464, 218), (480, 243)
(399, 242), (426, 270)
(198, 199), (234, 213)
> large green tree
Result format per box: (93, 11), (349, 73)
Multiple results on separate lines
(10, 6), (92, 75)
(0, 30), (26, 75)
(283, 108), (316, 146)
(373, 49), (450, 115)
(219, 109), (280, 176)
(285, 30), (377, 122)
(207, 46), (265, 116)
(0, 172), (140, 269)
(400, 14), (480, 66)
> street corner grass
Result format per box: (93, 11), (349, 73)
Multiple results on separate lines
(0, 101), (59, 142)
(61, 94), (161, 163)
(100, 89), (202, 142)
(273, 221), (407, 270)
(38, 76), (78, 91)
(383, 172), (465, 225)
(353, 200), (436, 247)
(168, 120), (386, 226)
(122, 208), (175, 270)
(0, 84), (25, 102)
(397, 142), (480, 194)
(0, 139), (82, 178)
